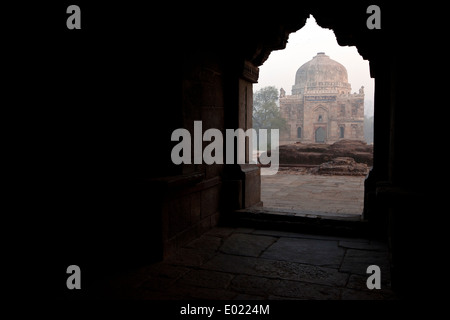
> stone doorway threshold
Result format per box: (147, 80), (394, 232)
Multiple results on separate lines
(245, 206), (362, 221)
(227, 206), (369, 238)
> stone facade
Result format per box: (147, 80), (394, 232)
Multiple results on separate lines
(280, 53), (364, 144)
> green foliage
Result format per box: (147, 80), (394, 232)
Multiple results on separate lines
(252, 86), (287, 131)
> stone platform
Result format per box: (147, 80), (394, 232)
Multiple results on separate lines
(261, 173), (365, 215)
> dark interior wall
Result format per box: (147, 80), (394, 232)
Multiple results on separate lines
(12, 1), (445, 299)
(16, 3), (263, 298)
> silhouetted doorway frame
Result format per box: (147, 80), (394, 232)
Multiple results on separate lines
(247, 13), (380, 222)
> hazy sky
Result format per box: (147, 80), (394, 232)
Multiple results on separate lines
(253, 16), (374, 117)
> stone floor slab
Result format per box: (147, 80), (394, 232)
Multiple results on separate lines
(230, 275), (273, 296)
(201, 253), (258, 275)
(202, 253), (347, 287)
(269, 279), (342, 300)
(338, 240), (387, 251)
(108, 227), (395, 300)
(340, 249), (391, 280)
(231, 275), (342, 300)
(219, 233), (278, 257)
(254, 260), (348, 286)
(185, 235), (223, 252)
(346, 274), (394, 297)
(261, 237), (345, 268)
(177, 269), (235, 289)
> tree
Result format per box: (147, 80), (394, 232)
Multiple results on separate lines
(252, 86), (286, 131)
(364, 115), (374, 144)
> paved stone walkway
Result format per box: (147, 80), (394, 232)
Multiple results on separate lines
(109, 227), (395, 300)
(261, 173), (365, 215)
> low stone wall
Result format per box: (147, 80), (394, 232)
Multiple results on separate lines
(277, 139), (373, 167)
(309, 157), (369, 176)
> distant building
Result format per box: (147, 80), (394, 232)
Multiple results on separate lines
(279, 52), (364, 144)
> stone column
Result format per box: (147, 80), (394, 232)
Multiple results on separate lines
(222, 60), (262, 211)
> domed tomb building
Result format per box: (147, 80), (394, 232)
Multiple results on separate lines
(279, 52), (364, 144)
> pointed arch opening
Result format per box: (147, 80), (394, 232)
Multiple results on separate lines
(253, 15), (374, 219)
